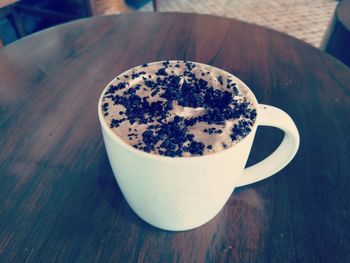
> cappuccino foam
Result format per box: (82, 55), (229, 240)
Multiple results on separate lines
(101, 61), (257, 157)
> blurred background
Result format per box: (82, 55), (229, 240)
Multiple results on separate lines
(0, 0), (348, 65)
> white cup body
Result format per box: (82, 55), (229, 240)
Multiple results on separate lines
(100, 123), (257, 231)
(98, 62), (260, 231)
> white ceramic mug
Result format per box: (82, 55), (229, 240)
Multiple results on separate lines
(98, 62), (300, 231)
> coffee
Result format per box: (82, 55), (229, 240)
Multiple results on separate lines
(101, 61), (257, 157)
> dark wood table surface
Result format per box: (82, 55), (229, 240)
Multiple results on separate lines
(1, 13), (350, 263)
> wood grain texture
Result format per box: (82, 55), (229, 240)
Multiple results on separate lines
(0, 13), (350, 263)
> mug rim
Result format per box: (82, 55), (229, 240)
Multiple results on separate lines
(98, 60), (259, 161)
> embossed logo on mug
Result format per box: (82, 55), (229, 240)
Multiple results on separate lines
(150, 192), (206, 223)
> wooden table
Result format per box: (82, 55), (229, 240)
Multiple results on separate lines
(1, 13), (349, 263)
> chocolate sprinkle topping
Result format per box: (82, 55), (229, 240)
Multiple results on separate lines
(102, 61), (257, 157)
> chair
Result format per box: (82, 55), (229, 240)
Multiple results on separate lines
(321, 0), (350, 67)
(0, 0), (26, 46)
(91, 0), (158, 15)
(0, 0), (158, 46)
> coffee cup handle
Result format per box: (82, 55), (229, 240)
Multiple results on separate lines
(236, 104), (300, 187)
